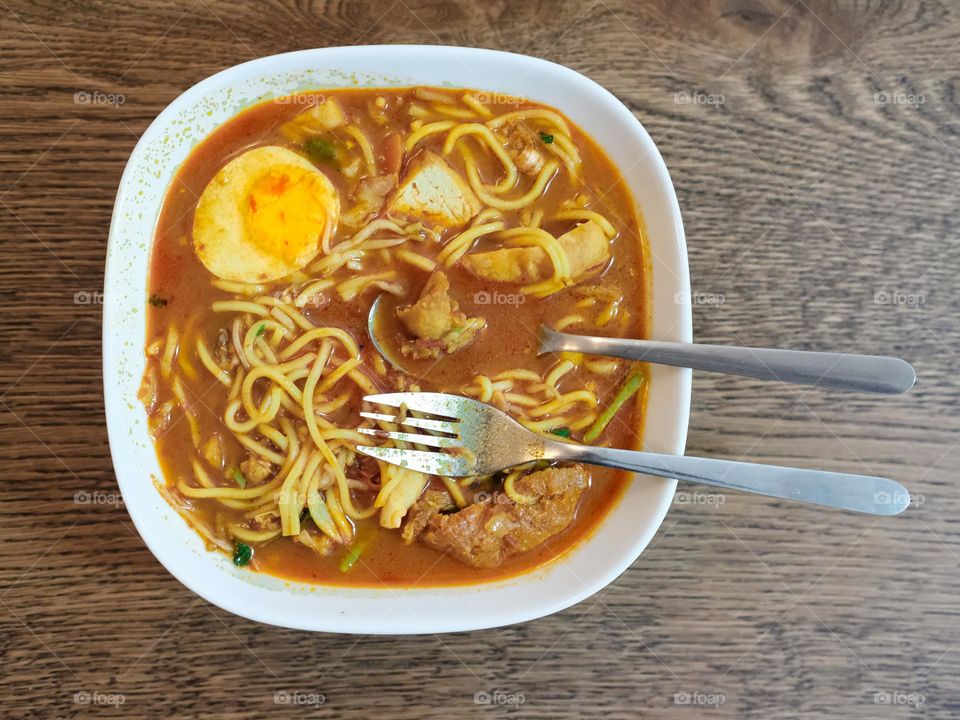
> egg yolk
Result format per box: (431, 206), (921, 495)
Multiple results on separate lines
(244, 167), (330, 265)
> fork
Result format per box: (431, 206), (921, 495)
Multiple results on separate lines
(356, 392), (911, 516)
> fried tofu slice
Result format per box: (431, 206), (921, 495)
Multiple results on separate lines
(387, 151), (481, 230)
(462, 220), (611, 284)
(396, 272), (486, 359)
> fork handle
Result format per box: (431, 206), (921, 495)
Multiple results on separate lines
(548, 443), (910, 515)
(539, 327), (916, 394)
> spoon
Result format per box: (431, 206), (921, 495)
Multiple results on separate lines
(367, 294), (407, 372)
(539, 326), (916, 394)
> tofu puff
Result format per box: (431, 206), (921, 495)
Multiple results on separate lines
(192, 146), (340, 283)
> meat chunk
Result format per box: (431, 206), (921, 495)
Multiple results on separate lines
(462, 220), (610, 284)
(497, 122), (545, 175)
(386, 151), (481, 230)
(396, 272), (486, 359)
(404, 465), (590, 568)
(401, 489), (457, 543)
(240, 455), (273, 484)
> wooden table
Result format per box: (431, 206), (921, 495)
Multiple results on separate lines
(2, 1), (957, 717)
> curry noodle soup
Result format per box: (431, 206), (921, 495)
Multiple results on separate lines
(140, 87), (650, 587)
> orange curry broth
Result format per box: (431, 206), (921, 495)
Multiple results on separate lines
(145, 87), (650, 587)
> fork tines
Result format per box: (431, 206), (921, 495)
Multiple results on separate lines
(357, 393), (463, 451)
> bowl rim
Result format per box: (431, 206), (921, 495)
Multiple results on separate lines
(104, 44), (691, 633)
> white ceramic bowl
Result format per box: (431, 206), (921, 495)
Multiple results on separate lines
(104, 45), (691, 633)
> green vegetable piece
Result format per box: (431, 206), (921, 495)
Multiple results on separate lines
(339, 538), (372, 573)
(538, 131), (554, 144)
(254, 323), (267, 338)
(233, 542), (253, 566)
(232, 469), (247, 489)
(583, 368), (645, 444)
(304, 137), (340, 168)
(550, 427), (571, 438)
(148, 294), (168, 308)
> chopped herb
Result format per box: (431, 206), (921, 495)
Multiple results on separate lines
(148, 294), (168, 308)
(233, 542), (253, 566)
(304, 137), (340, 169)
(550, 427), (571, 438)
(254, 323), (267, 338)
(583, 367), (645, 444)
(232, 469), (247, 489)
(538, 131), (554, 144)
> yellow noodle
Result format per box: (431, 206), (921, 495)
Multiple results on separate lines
(396, 249), (437, 272)
(279, 327), (359, 361)
(545, 360), (576, 389)
(444, 123), (517, 193)
(302, 350), (377, 520)
(554, 314), (585, 331)
(211, 300), (269, 316)
(527, 390), (598, 418)
(431, 103), (481, 120)
(404, 120), (457, 151)
(347, 368), (379, 396)
(555, 210), (615, 238)
(441, 476), (467, 508)
(160, 326), (178, 379)
(229, 525), (281, 542)
(236, 433), (286, 465)
(257, 422), (289, 451)
(296, 279), (335, 308)
(342, 125), (376, 174)
(545, 133), (580, 177)
(462, 93), (493, 118)
(438, 220), (506, 267)
(487, 108), (571, 135)
(461, 145), (558, 211)
(258, 296), (315, 331)
(414, 87), (456, 104)
(316, 356), (362, 394)
(583, 359), (620, 375)
(503, 392), (541, 408)
(504, 469), (536, 504)
(213, 279), (268, 296)
(337, 270), (399, 301)
(196, 337), (231, 385)
(278, 449), (310, 536)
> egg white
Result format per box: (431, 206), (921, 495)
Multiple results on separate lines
(193, 145), (339, 283)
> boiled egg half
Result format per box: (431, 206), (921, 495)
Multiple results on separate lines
(193, 145), (339, 282)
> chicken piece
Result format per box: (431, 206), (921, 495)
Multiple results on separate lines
(403, 465), (590, 568)
(386, 151), (481, 230)
(497, 121), (545, 175)
(342, 173), (398, 227)
(379, 467), (429, 529)
(462, 220), (610, 284)
(401, 489), (457, 543)
(240, 455), (273, 484)
(396, 272), (486, 359)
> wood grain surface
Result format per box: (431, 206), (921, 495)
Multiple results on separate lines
(1, 0), (958, 717)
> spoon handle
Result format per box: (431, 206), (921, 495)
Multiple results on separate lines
(539, 327), (916, 394)
(545, 441), (910, 515)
